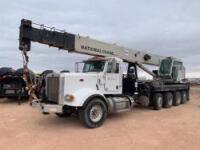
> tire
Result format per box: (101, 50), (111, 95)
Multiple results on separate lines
(181, 91), (187, 104)
(163, 92), (173, 108)
(78, 98), (107, 128)
(153, 93), (163, 110)
(173, 91), (181, 106)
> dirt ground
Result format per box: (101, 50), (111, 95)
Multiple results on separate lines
(0, 87), (200, 150)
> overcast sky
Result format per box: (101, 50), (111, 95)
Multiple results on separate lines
(0, 0), (200, 77)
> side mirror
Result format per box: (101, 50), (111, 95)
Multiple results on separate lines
(111, 61), (117, 73)
(75, 62), (79, 72)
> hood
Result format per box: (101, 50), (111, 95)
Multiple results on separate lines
(59, 72), (101, 94)
(60, 72), (100, 77)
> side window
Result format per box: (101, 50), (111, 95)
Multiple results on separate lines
(172, 61), (182, 80)
(106, 62), (119, 73)
(173, 61), (182, 70)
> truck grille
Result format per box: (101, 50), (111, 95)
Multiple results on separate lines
(46, 76), (59, 103)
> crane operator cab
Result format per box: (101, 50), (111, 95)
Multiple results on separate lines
(158, 57), (185, 82)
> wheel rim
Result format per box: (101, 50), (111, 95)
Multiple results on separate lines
(89, 104), (103, 123)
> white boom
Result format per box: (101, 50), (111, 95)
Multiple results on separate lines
(19, 19), (165, 66)
(74, 35), (165, 66)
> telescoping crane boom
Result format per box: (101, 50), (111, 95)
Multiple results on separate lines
(19, 19), (164, 66)
(19, 19), (190, 128)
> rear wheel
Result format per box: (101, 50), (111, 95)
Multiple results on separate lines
(79, 98), (107, 128)
(181, 91), (187, 104)
(153, 93), (163, 110)
(173, 91), (181, 106)
(163, 92), (173, 108)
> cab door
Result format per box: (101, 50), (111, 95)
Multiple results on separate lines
(104, 59), (122, 93)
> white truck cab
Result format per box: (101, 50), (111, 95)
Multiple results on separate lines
(58, 57), (123, 106)
(32, 57), (134, 128)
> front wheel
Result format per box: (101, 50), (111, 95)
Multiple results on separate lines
(79, 98), (108, 128)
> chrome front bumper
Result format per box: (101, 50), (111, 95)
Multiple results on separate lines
(31, 100), (63, 113)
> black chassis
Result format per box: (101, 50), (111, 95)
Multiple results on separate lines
(138, 80), (190, 102)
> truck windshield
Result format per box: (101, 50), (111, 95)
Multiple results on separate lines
(159, 58), (172, 75)
(83, 61), (105, 73)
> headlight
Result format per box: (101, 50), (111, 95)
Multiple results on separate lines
(65, 94), (75, 101)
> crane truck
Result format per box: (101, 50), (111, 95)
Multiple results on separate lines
(19, 19), (190, 128)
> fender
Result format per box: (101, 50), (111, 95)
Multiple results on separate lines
(63, 88), (107, 107)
